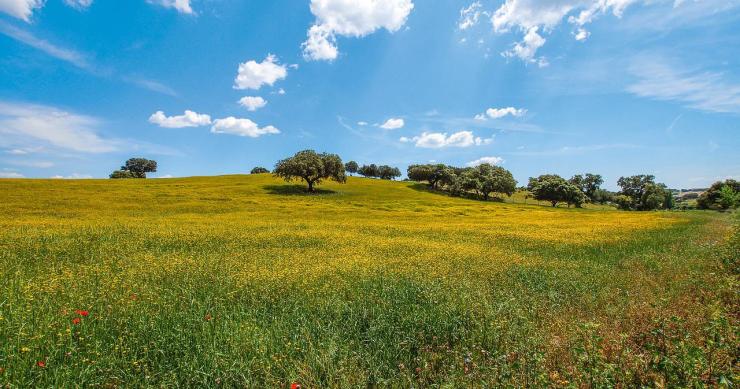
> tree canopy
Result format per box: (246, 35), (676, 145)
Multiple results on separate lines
(407, 164), (454, 189)
(250, 167), (270, 174)
(344, 161), (359, 175)
(528, 174), (585, 207)
(570, 173), (604, 202)
(462, 163), (517, 200)
(110, 158), (157, 179)
(617, 175), (672, 210)
(273, 150), (346, 192)
(697, 179), (740, 210)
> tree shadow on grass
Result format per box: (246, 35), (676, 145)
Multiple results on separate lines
(262, 184), (337, 196)
(406, 182), (506, 202)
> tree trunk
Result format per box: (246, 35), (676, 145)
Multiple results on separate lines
(307, 180), (314, 192)
(551, 201), (557, 207)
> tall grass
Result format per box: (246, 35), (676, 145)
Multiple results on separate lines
(0, 175), (736, 386)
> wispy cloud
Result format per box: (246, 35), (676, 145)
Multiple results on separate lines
(627, 57), (740, 114)
(0, 170), (24, 178)
(122, 77), (179, 97)
(509, 143), (641, 156)
(6, 160), (54, 168)
(0, 21), (177, 97)
(0, 20), (94, 71)
(0, 101), (119, 153)
(0, 101), (181, 157)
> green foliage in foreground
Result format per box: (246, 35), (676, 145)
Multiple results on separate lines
(0, 175), (737, 387)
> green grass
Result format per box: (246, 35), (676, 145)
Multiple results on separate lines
(0, 175), (737, 387)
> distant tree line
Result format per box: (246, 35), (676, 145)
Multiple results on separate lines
(108, 152), (735, 212)
(345, 161), (401, 180)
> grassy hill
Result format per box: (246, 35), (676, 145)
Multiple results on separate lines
(0, 175), (736, 387)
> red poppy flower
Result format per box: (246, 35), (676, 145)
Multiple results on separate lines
(71, 317), (81, 325)
(75, 310), (89, 317)
(36, 361), (46, 368)
(291, 383), (301, 389)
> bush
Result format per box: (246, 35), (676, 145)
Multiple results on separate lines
(250, 167), (270, 174)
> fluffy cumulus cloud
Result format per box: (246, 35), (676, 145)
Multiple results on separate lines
(502, 26), (548, 66)
(234, 55), (287, 90)
(459, 0), (651, 65)
(211, 117), (280, 138)
(0, 101), (118, 153)
(475, 106), (527, 120)
(147, 0), (193, 14)
(238, 96), (267, 111)
(400, 131), (492, 148)
(379, 118), (404, 130)
(148, 110), (211, 128)
(0, 0), (43, 21)
(302, 0), (415, 61)
(466, 156), (504, 166)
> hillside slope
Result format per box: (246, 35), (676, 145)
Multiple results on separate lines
(0, 175), (736, 387)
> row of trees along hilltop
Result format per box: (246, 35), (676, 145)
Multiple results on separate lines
(108, 152), (739, 211)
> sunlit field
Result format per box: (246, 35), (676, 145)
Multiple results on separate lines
(0, 175), (737, 387)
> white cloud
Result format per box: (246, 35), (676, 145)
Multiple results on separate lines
(357, 121), (369, 126)
(479, 0), (655, 64)
(477, 106), (527, 120)
(0, 101), (119, 153)
(52, 173), (93, 179)
(0, 0), (43, 21)
(467, 156), (504, 166)
(211, 117), (280, 138)
(149, 110), (211, 128)
(64, 0), (93, 10)
(574, 27), (590, 40)
(234, 54), (288, 90)
(626, 58), (740, 114)
(5, 146), (42, 155)
(238, 96), (267, 111)
(379, 117), (404, 130)
(148, 0), (193, 14)
(0, 171), (24, 178)
(459, 1), (484, 30)
(400, 131), (493, 148)
(0, 0), (93, 20)
(302, 0), (415, 61)
(502, 26), (547, 65)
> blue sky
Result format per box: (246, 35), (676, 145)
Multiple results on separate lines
(0, 0), (738, 189)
